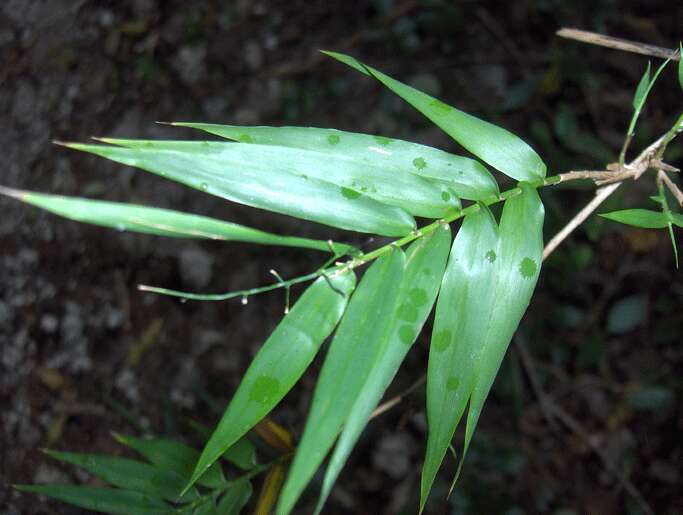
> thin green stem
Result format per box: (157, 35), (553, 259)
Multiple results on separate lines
(139, 176), (561, 303)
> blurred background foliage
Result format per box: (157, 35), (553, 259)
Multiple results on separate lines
(1, 0), (681, 514)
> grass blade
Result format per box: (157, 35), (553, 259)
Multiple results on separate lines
(600, 208), (670, 228)
(60, 142), (416, 237)
(185, 271), (356, 494)
(277, 249), (406, 515)
(323, 51), (546, 182)
(317, 226), (451, 514)
(112, 433), (225, 488)
(97, 138), (457, 219)
(170, 124), (499, 201)
(14, 485), (173, 514)
(421, 205), (500, 511)
(43, 449), (192, 502)
(0, 186), (349, 254)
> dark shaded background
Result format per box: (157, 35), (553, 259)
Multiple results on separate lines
(1, 1), (682, 514)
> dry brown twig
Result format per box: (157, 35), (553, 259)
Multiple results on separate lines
(557, 28), (681, 61)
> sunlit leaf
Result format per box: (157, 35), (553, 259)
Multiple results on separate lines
(317, 226), (452, 514)
(217, 479), (253, 515)
(277, 249), (406, 515)
(421, 184), (544, 507)
(112, 433), (225, 488)
(633, 61), (651, 109)
(43, 449), (193, 502)
(323, 51), (546, 182)
(421, 205), (499, 510)
(14, 485), (173, 514)
(185, 272), (356, 494)
(98, 138), (458, 219)
(600, 209), (670, 229)
(171, 124), (499, 201)
(60, 143), (415, 237)
(0, 186), (352, 255)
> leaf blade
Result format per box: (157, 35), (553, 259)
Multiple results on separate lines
(99, 138), (458, 219)
(600, 208), (670, 229)
(170, 125), (499, 201)
(61, 143), (416, 237)
(277, 249), (406, 515)
(318, 226), (452, 514)
(14, 485), (173, 514)
(323, 51), (546, 182)
(186, 271), (356, 493)
(0, 187), (350, 254)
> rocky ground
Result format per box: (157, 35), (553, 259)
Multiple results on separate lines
(1, 1), (682, 514)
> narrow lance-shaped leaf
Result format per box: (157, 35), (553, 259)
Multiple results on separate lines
(13, 485), (173, 515)
(317, 226), (452, 514)
(105, 138), (459, 218)
(462, 183), (544, 466)
(112, 433), (225, 488)
(422, 184), (544, 508)
(42, 449), (194, 502)
(277, 249), (406, 515)
(61, 142), (415, 237)
(0, 186), (350, 255)
(323, 51), (546, 182)
(633, 61), (651, 109)
(600, 208), (670, 229)
(421, 205), (500, 511)
(185, 271), (356, 494)
(98, 138), (459, 219)
(170, 124), (499, 201)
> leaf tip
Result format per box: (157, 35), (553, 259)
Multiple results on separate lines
(0, 185), (25, 200)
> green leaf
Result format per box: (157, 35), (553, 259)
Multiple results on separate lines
(14, 485), (173, 514)
(277, 249), (406, 515)
(217, 479), (253, 515)
(194, 499), (219, 515)
(171, 124), (499, 201)
(317, 226), (452, 514)
(112, 433), (225, 488)
(323, 51), (546, 182)
(633, 61), (651, 110)
(98, 138), (458, 219)
(670, 211), (683, 228)
(421, 184), (544, 508)
(43, 449), (193, 502)
(61, 142), (415, 237)
(0, 186), (352, 255)
(421, 205), (500, 511)
(186, 271), (356, 494)
(600, 209), (670, 229)
(220, 437), (258, 470)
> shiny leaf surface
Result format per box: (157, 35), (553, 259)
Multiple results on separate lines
(323, 51), (546, 182)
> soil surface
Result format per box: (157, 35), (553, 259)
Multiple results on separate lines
(1, 1), (682, 514)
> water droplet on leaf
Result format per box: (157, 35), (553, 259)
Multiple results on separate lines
(519, 257), (537, 278)
(200, 182), (208, 191)
(249, 375), (280, 405)
(241, 296), (249, 305)
(441, 191), (451, 202)
(412, 157), (427, 170)
(327, 134), (340, 145)
(485, 250), (496, 263)
(115, 223), (125, 232)
(408, 287), (428, 306)
(398, 303), (418, 323)
(373, 135), (392, 146)
(238, 134), (253, 143)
